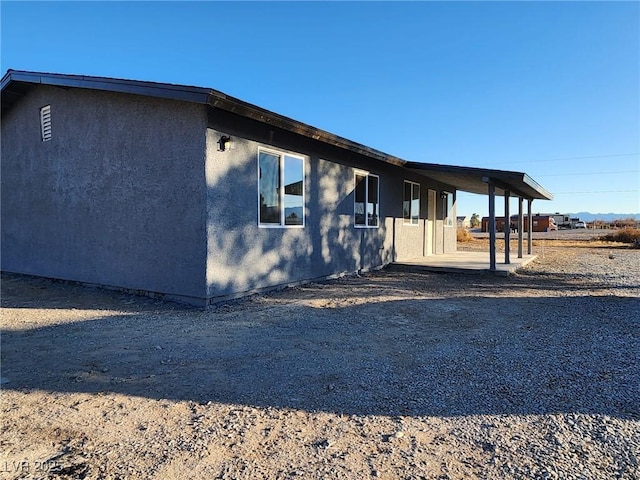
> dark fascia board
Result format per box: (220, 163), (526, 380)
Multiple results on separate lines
(521, 173), (553, 200)
(1, 69), (211, 104)
(206, 89), (405, 166)
(1, 69), (405, 167)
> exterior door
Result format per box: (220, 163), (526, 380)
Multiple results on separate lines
(426, 189), (436, 255)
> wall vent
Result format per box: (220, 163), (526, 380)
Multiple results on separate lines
(40, 105), (52, 141)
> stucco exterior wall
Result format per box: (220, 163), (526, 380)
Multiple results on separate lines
(443, 226), (457, 253)
(444, 193), (457, 254)
(1, 86), (208, 302)
(391, 186), (455, 260)
(1, 83), (458, 306)
(205, 109), (456, 300)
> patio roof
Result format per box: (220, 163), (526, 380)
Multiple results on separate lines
(404, 162), (553, 201)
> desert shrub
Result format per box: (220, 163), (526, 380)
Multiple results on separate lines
(611, 218), (639, 229)
(599, 228), (640, 244)
(457, 228), (474, 242)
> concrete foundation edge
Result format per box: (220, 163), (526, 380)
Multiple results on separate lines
(2, 264), (390, 309)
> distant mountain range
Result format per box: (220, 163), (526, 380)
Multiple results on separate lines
(567, 212), (640, 222)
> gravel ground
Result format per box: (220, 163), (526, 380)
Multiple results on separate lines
(1, 243), (639, 479)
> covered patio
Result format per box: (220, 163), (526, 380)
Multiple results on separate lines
(403, 162), (553, 272)
(392, 251), (537, 276)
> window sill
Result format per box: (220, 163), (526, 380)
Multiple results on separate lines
(259, 224), (305, 229)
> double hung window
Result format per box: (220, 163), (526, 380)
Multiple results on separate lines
(259, 150), (305, 227)
(354, 172), (379, 227)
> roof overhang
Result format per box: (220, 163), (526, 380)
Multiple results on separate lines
(1, 69), (405, 166)
(1, 70), (212, 115)
(404, 162), (553, 201)
(1, 69), (553, 201)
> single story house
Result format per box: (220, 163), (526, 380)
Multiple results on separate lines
(481, 216), (510, 233)
(456, 215), (471, 229)
(1, 70), (552, 306)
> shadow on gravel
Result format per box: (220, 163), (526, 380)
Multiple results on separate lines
(3, 274), (639, 420)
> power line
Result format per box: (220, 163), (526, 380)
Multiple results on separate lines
(536, 170), (640, 178)
(554, 189), (640, 195)
(489, 153), (639, 167)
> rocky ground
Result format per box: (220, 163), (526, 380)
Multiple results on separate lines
(1, 241), (639, 479)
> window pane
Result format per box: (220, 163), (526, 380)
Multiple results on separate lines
(284, 155), (304, 226)
(367, 175), (379, 226)
(355, 174), (366, 225)
(411, 183), (420, 224)
(444, 192), (454, 226)
(259, 152), (281, 224)
(403, 182), (411, 222)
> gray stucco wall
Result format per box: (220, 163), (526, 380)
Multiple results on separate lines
(1, 86), (208, 302)
(205, 109), (456, 300)
(392, 188), (457, 258)
(1, 84), (457, 305)
(443, 193), (457, 254)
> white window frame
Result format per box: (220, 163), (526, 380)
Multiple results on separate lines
(354, 170), (380, 228)
(403, 180), (420, 226)
(257, 148), (305, 229)
(443, 191), (454, 227)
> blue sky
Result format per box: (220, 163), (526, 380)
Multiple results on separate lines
(2, 1), (638, 217)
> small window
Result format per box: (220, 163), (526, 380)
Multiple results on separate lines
(258, 149), (305, 227)
(40, 105), (52, 142)
(403, 181), (420, 225)
(443, 191), (454, 226)
(355, 171), (379, 227)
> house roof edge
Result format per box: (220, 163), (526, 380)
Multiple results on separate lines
(1, 69), (553, 202)
(1, 69), (405, 167)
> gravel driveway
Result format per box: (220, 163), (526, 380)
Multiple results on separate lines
(1, 244), (639, 479)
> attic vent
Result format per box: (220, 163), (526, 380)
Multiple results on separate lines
(40, 105), (52, 141)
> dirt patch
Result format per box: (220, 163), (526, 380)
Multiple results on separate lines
(1, 246), (639, 479)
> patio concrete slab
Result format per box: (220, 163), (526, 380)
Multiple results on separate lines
(390, 251), (537, 276)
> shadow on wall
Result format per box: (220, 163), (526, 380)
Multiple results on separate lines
(205, 148), (393, 299)
(2, 275), (638, 419)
